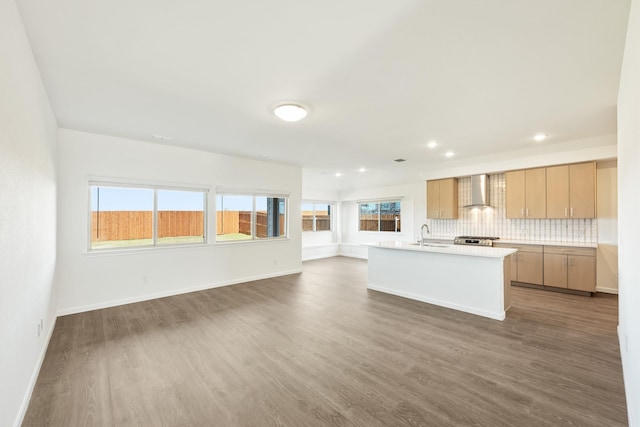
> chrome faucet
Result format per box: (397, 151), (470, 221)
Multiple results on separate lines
(420, 223), (430, 248)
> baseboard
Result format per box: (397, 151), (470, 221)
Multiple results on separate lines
(339, 253), (368, 259)
(302, 244), (339, 261)
(367, 284), (505, 321)
(617, 325), (636, 426)
(14, 317), (57, 427)
(302, 253), (338, 261)
(56, 269), (303, 316)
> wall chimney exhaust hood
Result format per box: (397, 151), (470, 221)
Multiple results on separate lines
(464, 174), (490, 208)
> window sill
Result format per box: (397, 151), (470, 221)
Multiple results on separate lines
(85, 242), (211, 256)
(214, 237), (291, 246)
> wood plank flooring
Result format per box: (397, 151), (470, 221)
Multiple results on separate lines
(23, 257), (627, 426)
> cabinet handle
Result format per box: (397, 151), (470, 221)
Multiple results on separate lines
(570, 207), (574, 217)
(565, 207), (568, 217)
(521, 208), (524, 217)
(526, 208), (529, 217)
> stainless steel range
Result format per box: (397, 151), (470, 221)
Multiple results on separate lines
(453, 236), (500, 247)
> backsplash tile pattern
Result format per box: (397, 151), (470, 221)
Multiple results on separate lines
(430, 173), (597, 243)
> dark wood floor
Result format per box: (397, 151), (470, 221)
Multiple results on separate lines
(24, 257), (627, 426)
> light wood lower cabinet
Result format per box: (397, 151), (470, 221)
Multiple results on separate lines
(495, 243), (596, 293)
(494, 243), (543, 285)
(543, 246), (596, 292)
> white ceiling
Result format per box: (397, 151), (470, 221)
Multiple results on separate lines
(16, 0), (630, 191)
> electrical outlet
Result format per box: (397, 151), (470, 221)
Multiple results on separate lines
(625, 334), (629, 353)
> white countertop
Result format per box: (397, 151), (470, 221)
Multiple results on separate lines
(420, 235), (455, 241)
(420, 236), (597, 248)
(495, 239), (597, 248)
(367, 241), (517, 259)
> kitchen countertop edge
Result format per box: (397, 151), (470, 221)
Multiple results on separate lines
(366, 241), (517, 259)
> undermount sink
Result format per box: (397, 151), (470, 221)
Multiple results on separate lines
(409, 243), (449, 248)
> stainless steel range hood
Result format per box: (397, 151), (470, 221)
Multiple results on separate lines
(464, 174), (490, 208)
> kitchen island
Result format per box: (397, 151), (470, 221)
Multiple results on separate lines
(367, 241), (517, 321)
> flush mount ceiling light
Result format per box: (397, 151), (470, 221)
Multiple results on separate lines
(445, 151), (455, 158)
(273, 103), (308, 122)
(358, 167), (367, 173)
(335, 172), (342, 177)
(427, 141), (438, 149)
(533, 133), (547, 142)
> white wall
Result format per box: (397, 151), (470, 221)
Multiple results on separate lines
(56, 129), (302, 314)
(596, 160), (618, 293)
(339, 182), (425, 258)
(0, 1), (59, 426)
(617, 0), (640, 423)
(301, 188), (340, 260)
(421, 134), (617, 180)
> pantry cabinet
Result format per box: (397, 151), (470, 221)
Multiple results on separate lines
(426, 178), (458, 219)
(546, 162), (595, 219)
(505, 168), (546, 219)
(543, 246), (596, 292)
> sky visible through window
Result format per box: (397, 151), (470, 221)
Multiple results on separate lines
(91, 187), (204, 211)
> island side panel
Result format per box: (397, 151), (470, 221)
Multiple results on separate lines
(367, 246), (506, 321)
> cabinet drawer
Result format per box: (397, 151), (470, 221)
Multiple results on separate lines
(494, 243), (543, 253)
(544, 246), (595, 257)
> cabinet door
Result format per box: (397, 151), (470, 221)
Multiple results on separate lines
(426, 180), (440, 219)
(569, 162), (595, 218)
(525, 168), (546, 218)
(546, 165), (569, 218)
(568, 255), (596, 292)
(505, 170), (525, 218)
(543, 254), (568, 288)
(439, 178), (458, 219)
(516, 251), (543, 285)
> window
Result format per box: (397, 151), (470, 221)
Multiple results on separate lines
(302, 201), (333, 232)
(216, 193), (288, 242)
(358, 200), (401, 232)
(90, 183), (207, 250)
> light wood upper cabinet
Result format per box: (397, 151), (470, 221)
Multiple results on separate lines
(426, 178), (458, 219)
(426, 180), (440, 219)
(546, 162), (595, 218)
(569, 162), (596, 218)
(505, 168), (546, 218)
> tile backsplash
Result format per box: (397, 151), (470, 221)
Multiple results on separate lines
(429, 173), (597, 243)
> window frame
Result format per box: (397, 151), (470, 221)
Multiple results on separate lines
(87, 181), (208, 252)
(357, 199), (401, 233)
(215, 191), (289, 243)
(302, 200), (334, 233)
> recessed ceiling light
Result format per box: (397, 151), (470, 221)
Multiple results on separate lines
(273, 104), (308, 122)
(335, 172), (342, 177)
(358, 167), (367, 173)
(533, 133), (547, 142)
(445, 151), (455, 158)
(427, 141), (438, 149)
